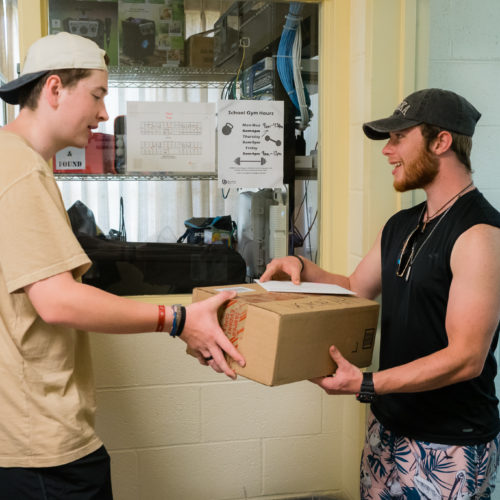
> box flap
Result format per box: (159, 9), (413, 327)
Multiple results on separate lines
(193, 283), (378, 312)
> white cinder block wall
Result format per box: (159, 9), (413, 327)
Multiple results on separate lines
(427, 1), (500, 497)
(428, 0), (500, 211)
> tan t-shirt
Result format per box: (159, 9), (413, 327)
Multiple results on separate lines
(0, 130), (102, 467)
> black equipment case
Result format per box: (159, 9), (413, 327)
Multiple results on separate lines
(77, 233), (247, 296)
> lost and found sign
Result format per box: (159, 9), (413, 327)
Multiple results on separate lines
(217, 100), (284, 188)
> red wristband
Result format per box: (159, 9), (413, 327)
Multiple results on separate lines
(156, 305), (166, 332)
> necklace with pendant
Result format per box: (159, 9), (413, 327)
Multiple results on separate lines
(403, 204), (452, 281)
(401, 183), (475, 281)
(421, 181), (473, 232)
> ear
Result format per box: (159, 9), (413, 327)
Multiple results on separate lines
(44, 74), (63, 108)
(431, 130), (453, 155)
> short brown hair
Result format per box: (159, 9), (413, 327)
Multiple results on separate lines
(420, 123), (473, 172)
(17, 53), (109, 110)
(17, 69), (92, 110)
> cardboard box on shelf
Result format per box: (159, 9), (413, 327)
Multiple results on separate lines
(192, 283), (380, 386)
(184, 32), (214, 68)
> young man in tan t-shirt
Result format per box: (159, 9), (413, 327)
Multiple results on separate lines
(0, 32), (244, 499)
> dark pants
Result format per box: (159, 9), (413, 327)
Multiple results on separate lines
(0, 446), (113, 500)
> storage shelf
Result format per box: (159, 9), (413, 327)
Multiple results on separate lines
(108, 65), (237, 89)
(55, 173), (218, 181)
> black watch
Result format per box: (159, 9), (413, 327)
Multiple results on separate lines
(356, 372), (377, 403)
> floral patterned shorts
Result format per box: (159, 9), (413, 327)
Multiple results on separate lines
(360, 412), (500, 499)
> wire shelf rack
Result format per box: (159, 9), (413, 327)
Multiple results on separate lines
(55, 173), (218, 181)
(108, 66), (238, 89)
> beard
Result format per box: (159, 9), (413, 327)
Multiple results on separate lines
(394, 144), (439, 192)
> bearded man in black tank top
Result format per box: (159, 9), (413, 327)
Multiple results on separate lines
(260, 88), (500, 499)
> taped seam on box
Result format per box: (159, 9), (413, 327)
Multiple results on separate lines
(221, 299), (247, 349)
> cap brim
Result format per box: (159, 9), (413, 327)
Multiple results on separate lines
(0, 70), (49, 105)
(363, 115), (421, 140)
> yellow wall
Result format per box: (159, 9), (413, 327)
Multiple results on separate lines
(17, 0), (46, 60)
(319, 0), (428, 279)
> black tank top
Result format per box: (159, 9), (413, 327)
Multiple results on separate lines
(373, 189), (500, 445)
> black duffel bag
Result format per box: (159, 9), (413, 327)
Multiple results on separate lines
(76, 233), (247, 296)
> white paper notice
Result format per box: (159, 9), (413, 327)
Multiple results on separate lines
(256, 280), (356, 295)
(217, 100), (284, 188)
(54, 147), (85, 171)
(126, 101), (216, 173)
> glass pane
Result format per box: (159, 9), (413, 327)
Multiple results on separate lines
(48, 0), (320, 291)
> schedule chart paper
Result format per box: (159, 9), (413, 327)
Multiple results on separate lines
(217, 99), (284, 188)
(127, 101), (216, 174)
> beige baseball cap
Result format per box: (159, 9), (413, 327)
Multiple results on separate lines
(0, 32), (107, 105)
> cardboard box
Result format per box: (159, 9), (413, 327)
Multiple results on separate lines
(184, 33), (214, 68)
(192, 283), (379, 386)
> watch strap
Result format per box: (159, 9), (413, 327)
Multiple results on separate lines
(356, 371), (377, 403)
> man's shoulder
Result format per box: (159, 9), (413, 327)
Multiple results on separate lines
(0, 129), (37, 160)
(456, 222), (500, 246)
(0, 130), (49, 184)
(457, 189), (500, 228)
(473, 189), (500, 216)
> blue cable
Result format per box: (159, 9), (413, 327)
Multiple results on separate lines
(276, 2), (303, 110)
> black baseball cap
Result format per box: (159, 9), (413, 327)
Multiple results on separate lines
(363, 88), (481, 140)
